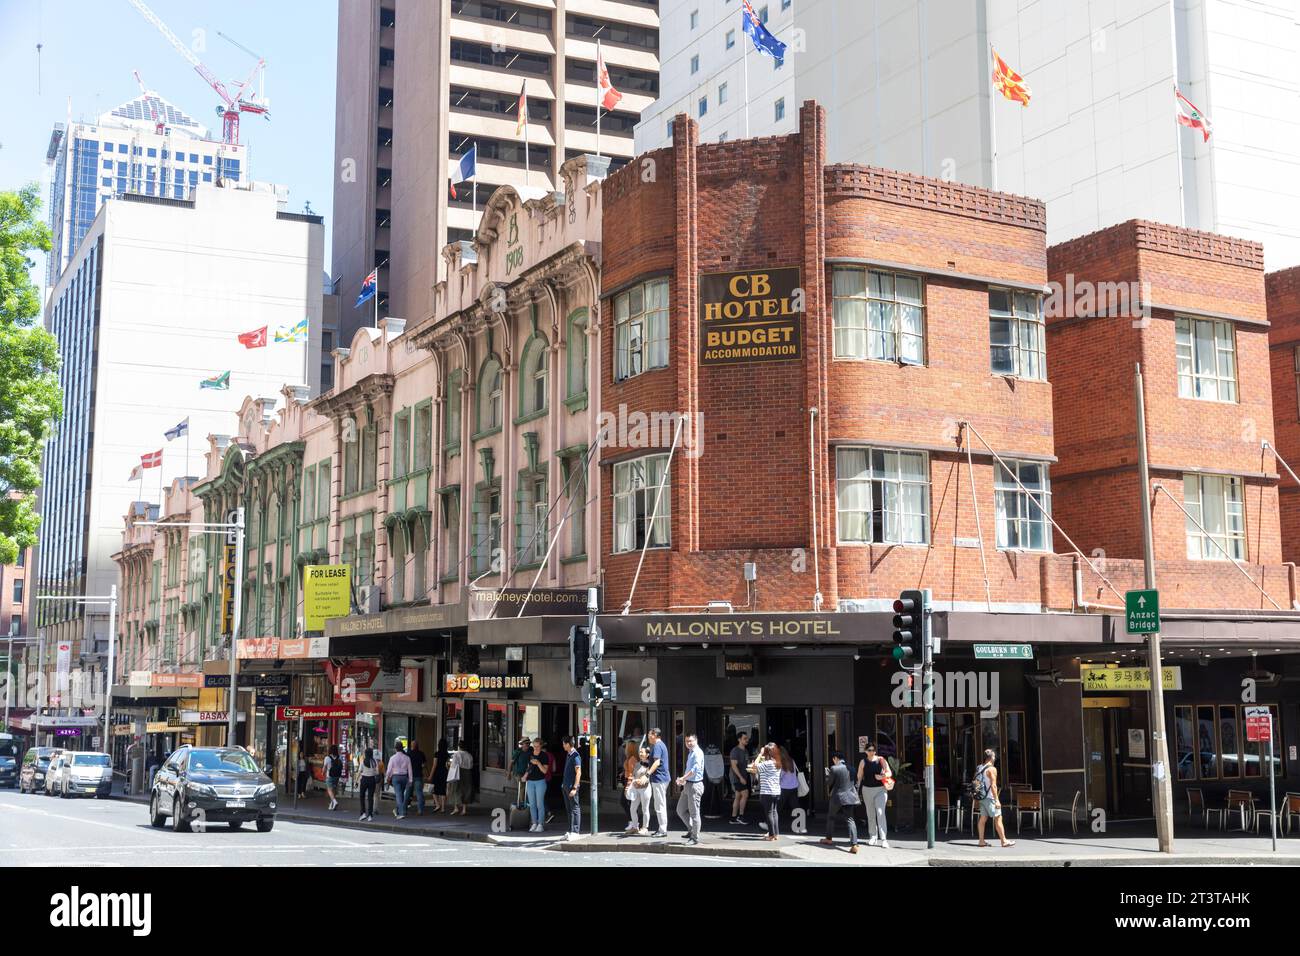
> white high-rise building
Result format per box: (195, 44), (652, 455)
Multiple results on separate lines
(36, 183), (323, 664)
(637, 0), (1300, 269)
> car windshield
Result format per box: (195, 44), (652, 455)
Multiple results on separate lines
(0, 741), (18, 759)
(188, 750), (259, 773)
(73, 754), (111, 767)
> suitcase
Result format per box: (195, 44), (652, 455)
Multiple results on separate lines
(509, 804), (534, 832)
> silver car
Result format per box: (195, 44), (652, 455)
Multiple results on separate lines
(43, 753), (68, 796)
(56, 752), (114, 798)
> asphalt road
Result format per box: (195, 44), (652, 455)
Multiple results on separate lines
(0, 788), (801, 867)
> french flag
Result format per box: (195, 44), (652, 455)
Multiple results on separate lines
(450, 144), (477, 200)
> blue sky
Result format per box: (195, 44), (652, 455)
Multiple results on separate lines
(0, 0), (339, 285)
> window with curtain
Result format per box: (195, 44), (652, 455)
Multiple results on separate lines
(832, 267), (925, 364)
(393, 409), (410, 479)
(989, 288), (1046, 380)
(362, 422), (377, 490)
(612, 454), (671, 553)
(413, 402), (432, 471)
(343, 426), (360, 494)
(835, 447), (929, 545)
(473, 487), (502, 574)
(567, 310), (588, 399)
(1184, 473), (1244, 560)
(614, 278), (669, 381)
(390, 524), (406, 604)
(477, 358), (503, 432)
(1176, 316), (1237, 402)
(520, 334), (548, 416)
(994, 460), (1051, 551)
(445, 371), (463, 454)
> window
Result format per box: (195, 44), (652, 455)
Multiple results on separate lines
(414, 402), (433, 471)
(473, 488), (503, 574)
(774, 98), (786, 124)
(1219, 705), (1240, 777)
(666, 120), (673, 141)
(832, 267), (924, 363)
(316, 460), (331, 529)
(361, 422), (378, 490)
(726, 29), (736, 49)
(613, 454), (671, 553)
(759, 4), (770, 21)
(1176, 316), (1237, 402)
(486, 702), (508, 770)
(698, 96), (708, 117)
(390, 522), (407, 604)
(477, 357), (503, 433)
(519, 334), (548, 417)
(718, 82), (729, 104)
(442, 490), (461, 576)
(989, 288), (1046, 380)
(782, 0), (791, 8)
(343, 424), (360, 494)
(445, 371), (463, 453)
(517, 475), (548, 564)
(565, 456), (587, 558)
(690, 9), (699, 28)
(566, 310), (588, 400)
(9, 615), (19, 637)
(690, 54), (699, 75)
(994, 460), (1051, 551)
(1184, 473), (1244, 560)
(12, 580), (22, 605)
(614, 278), (669, 381)
(1175, 706), (1195, 781)
(835, 448), (930, 545)
(392, 409), (411, 479)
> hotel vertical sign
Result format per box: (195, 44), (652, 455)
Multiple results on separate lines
(699, 267), (802, 365)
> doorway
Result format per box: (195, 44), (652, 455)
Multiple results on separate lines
(766, 707), (811, 776)
(1084, 700), (1152, 817)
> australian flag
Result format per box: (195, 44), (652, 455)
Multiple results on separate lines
(355, 268), (378, 308)
(741, 0), (786, 64)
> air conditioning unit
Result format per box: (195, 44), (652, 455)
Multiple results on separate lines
(356, 585), (382, 615)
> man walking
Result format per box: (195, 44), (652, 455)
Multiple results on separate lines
(976, 749), (1016, 848)
(646, 727), (671, 837)
(385, 741), (412, 820)
(561, 736), (583, 839)
(675, 733), (706, 845)
(729, 731), (752, 824)
(406, 740), (427, 816)
(819, 751), (860, 854)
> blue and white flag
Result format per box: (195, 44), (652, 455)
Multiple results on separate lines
(450, 144), (477, 200)
(164, 417), (189, 441)
(355, 268), (378, 308)
(741, 0), (786, 63)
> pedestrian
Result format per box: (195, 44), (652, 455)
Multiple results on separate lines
(628, 745), (652, 835)
(357, 747), (379, 821)
(729, 731), (751, 824)
(675, 733), (706, 845)
(510, 737), (532, 809)
(777, 746), (800, 828)
(621, 741), (641, 833)
(324, 744), (343, 811)
(296, 743), (310, 798)
(749, 743), (782, 841)
(975, 749), (1015, 848)
(819, 751), (860, 854)
(431, 738), (450, 813)
(385, 741), (412, 819)
(561, 736), (583, 839)
(524, 737), (549, 832)
(447, 738), (474, 815)
(645, 727), (671, 837)
(856, 742), (892, 849)
(406, 740), (427, 816)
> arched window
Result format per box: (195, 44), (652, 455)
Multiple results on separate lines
(519, 333), (548, 417)
(566, 308), (587, 400)
(477, 356), (502, 433)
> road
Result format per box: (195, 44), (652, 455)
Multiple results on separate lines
(0, 789), (802, 867)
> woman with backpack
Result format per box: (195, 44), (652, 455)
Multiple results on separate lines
(357, 747), (379, 821)
(975, 749), (1015, 848)
(324, 744), (343, 811)
(856, 742), (892, 848)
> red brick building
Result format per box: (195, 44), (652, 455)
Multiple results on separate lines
(1267, 266), (1300, 565)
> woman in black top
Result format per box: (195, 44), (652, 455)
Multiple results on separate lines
(431, 738), (451, 813)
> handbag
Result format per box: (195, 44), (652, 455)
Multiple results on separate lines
(796, 770), (810, 798)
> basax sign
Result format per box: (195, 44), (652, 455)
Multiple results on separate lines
(699, 267), (803, 365)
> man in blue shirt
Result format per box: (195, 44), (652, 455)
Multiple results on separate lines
(675, 733), (706, 844)
(561, 736), (583, 838)
(646, 728), (671, 837)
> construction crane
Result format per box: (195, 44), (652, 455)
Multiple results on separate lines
(217, 30), (268, 105)
(125, 0), (269, 146)
(133, 70), (165, 134)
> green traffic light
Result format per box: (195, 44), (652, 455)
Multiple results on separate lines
(892, 646), (906, 660)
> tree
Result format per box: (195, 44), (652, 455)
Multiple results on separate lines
(0, 185), (62, 566)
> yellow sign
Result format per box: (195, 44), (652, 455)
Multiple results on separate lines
(303, 564), (352, 631)
(1082, 664), (1182, 692)
(221, 543), (237, 636)
(699, 267), (803, 365)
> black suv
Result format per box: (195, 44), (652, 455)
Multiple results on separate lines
(18, 747), (60, 794)
(149, 745), (277, 832)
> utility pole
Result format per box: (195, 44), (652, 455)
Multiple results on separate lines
(227, 507), (246, 747)
(921, 588), (935, 850)
(585, 586), (601, 836)
(1135, 364), (1175, 853)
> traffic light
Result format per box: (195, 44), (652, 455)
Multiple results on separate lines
(568, 625), (591, 687)
(892, 589), (925, 663)
(591, 669), (617, 703)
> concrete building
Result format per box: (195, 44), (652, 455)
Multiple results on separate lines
(329, 0), (660, 351)
(44, 90), (247, 286)
(35, 183), (324, 683)
(636, 0), (1300, 270)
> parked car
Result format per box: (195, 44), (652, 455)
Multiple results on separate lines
(149, 745), (277, 832)
(0, 733), (19, 788)
(18, 747), (60, 794)
(56, 751), (114, 798)
(43, 752), (68, 795)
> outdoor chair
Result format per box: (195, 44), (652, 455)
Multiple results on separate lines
(1187, 787), (1208, 827)
(934, 787), (959, 832)
(1284, 794), (1300, 835)
(1015, 789), (1043, 835)
(1046, 790), (1082, 835)
(1226, 790), (1255, 832)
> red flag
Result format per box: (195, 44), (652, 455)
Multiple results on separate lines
(238, 326), (268, 349)
(141, 450), (162, 469)
(597, 44), (623, 111)
(1175, 86), (1212, 142)
(992, 47), (1031, 106)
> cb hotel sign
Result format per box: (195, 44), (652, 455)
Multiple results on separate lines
(699, 267), (803, 365)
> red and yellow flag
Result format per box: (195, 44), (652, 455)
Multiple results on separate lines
(515, 80), (529, 136)
(992, 48), (1031, 106)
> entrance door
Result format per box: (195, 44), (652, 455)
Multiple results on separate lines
(765, 708), (811, 777)
(1084, 709), (1109, 812)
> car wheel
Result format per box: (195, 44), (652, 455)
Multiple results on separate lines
(149, 793), (166, 828)
(256, 816), (274, 833)
(227, 820), (243, 830)
(171, 795), (191, 832)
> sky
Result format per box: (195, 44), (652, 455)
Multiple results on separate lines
(0, 0), (339, 288)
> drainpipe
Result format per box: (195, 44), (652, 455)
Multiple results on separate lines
(809, 406), (823, 611)
(1073, 555), (1124, 612)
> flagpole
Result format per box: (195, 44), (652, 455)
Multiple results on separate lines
(374, 275), (380, 329)
(138, 470), (144, 504)
(185, 425), (190, 479)
(1169, 1), (1186, 227)
(596, 40), (603, 159)
(523, 83), (531, 188)
(158, 452), (164, 507)
(988, 44), (999, 192)
(743, 38), (751, 138)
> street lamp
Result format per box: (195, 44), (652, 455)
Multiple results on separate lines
(35, 587), (118, 752)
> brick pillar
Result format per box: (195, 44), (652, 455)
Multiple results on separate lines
(671, 112), (700, 562)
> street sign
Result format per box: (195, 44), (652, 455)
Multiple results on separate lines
(1082, 664), (1182, 692)
(1125, 589), (1159, 634)
(1245, 706), (1272, 743)
(973, 643), (1033, 660)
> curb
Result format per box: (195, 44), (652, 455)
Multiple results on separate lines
(930, 853), (1300, 867)
(549, 837), (789, 859)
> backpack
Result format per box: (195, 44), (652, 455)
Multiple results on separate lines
(459, 749), (474, 771)
(971, 763), (991, 800)
(328, 755), (342, 780)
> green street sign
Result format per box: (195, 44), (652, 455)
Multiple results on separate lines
(1126, 589), (1160, 634)
(973, 644), (1034, 660)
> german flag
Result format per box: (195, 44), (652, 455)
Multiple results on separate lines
(992, 47), (1031, 106)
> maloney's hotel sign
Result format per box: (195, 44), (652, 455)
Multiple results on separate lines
(699, 267), (803, 365)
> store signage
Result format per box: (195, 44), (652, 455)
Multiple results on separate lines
(54, 728), (80, 737)
(444, 673), (533, 694)
(699, 267), (802, 365)
(303, 564), (352, 631)
(237, 637), (330, 660)
(221, 542), (237, 636)
(336, 661), (406, 694)
(722, 656), (755, 678)
(1125, 589), (1159, 634)
(974, 644), (1034, 660)
(468, 587), (594, 620)
(325, 601), (467, 638)
(745, 687), (763, 704)
(180, 710), (246, 725)
(55, 641), (71, 691)
(1081, 664), (1181, 692)
(255, 686), (291, 707)
(203, 673), (295, 688)
(145, 721), (186, 734)
(128, 671), (203, 688)
(1245, 707), (1273, 743)
(640, 615), (842, 640)
(275, 704), (357, 721)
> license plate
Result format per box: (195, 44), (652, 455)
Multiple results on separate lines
(225, 799), (246, 808)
